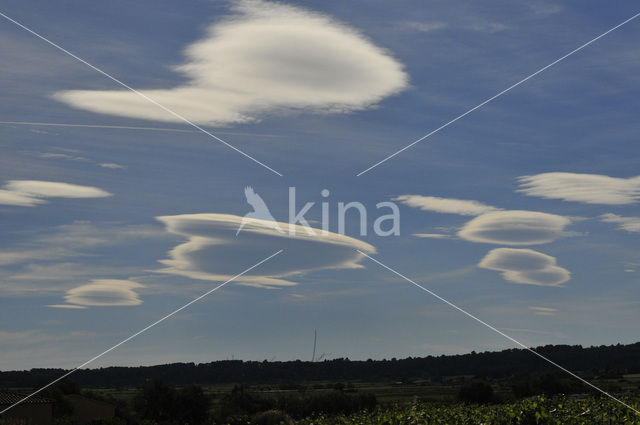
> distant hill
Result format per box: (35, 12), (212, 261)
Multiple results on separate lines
(2, 342), (639, 388)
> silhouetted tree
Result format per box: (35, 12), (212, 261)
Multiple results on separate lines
(457, 380), (495, 404)
(174, 385), (210, 424)
(133, 379), (176, 422)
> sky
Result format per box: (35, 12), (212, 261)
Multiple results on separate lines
(0, 0), (639, 371)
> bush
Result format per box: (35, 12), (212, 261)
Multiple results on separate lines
(252, 410), (295, 425)
(457, 380), (495, 404)
(133, 379), (210, 424)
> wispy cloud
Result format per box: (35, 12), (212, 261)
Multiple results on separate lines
(0, 180), (111, 207)
(54, 0), (408, 126)
(398, 18), (507, 34)
(469, 22), (508, 33)
(479, 248), (570, 286)
(0, 328), (95, 345)
(39, 152), (87, 161)
(0, 221), (167, 295)
(529, 306), (558, 316)
(600, 213), (640, 233)
(518, 173), (640, 205)
(412, 233), (453, 239)
(156, 213), (375, 289)
(98, 163), (125, 169)
(399, 21), (447, 32)
(0, 221), (165, 266)
(0, 189), (46, 207)
(395, 195), (499, 216)
(46, 304), (88, 309)
(526, 3), (563, 16)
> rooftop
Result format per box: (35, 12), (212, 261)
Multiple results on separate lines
(0, 391), (52, 405)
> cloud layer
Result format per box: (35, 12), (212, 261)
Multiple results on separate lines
(54, 0), (408, 126)
(0, 180), (111, 207)
(156, 213), (376, 288)
(395, 195), (499, 216)
(458, 210), (571, 245)
(479, 248), (570, 286)
(518, 172), (640, 205)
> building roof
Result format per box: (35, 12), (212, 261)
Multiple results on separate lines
(0, 391), (52, 405)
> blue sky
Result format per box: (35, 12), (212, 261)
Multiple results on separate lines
(1, 0), (639, 370)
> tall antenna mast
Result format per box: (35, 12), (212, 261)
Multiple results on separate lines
(312, 329), (317, 362)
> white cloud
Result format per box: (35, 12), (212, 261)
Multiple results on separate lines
(398, 19), (508, 34)
(479, 248), (570, 286)
(412, 233), (452, 239)
(0, 189), (45, 207)
(99, 163), (125, 169)
(54, 0), (408, 126)
(46, 304), (88, 309)
(400, 21), (447, 32)
(156, 213), (375, 288)
(518, 172), (640, 205)
(458, 210), (571, 245)
(5, 180), (111, 199)
(526, 3), (563, 16)
(469, 22), (508, 33)
(529, 306), (558, 316)
(39, 152), (87, 161)
(395, 195), (499, 216)
(600, 213), (640, 233)
(0, 248), (75, 266)
(397, 195), (574, 246)
(0, 180), (112, 207)
(62, 279), (144, 307)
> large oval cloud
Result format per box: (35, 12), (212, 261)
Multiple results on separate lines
(458, 210), (571, 245)
(54, 0), (408, 126)
(156, 214), (376, 288)
(478, 248), (570, 286)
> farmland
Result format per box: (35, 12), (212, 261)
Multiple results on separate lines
(296, 396), (640, 425)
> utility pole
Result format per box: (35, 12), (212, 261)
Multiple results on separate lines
(312, 329), (317, 362)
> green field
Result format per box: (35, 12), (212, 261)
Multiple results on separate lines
(296, 396), (640, 425)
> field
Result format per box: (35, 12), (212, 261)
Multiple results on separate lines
(5, 362), (640, 424)
(296, 396), (640, 425)
(75, 378), (640, 424)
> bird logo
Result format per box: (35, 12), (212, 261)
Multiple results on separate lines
(236, 186), (284, 235)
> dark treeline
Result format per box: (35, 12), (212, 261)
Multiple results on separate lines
(2, 342), (639, 388)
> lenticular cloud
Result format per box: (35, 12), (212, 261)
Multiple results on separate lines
(54, 0), (408, 126)
(479, 248), (570, 286)
(458, 210), (571, 246)
(155, 213), (376, 289)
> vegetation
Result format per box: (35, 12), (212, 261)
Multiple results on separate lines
(2, 342), (639, 388)
(296, 396), (640, 425)
(3, 342), (640, 424)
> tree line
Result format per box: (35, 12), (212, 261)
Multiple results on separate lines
(1, 342), (639, 388)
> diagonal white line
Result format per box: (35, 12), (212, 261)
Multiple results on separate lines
(357, 11), (640, 176)
(357, 250), (640, 415)
(0, 249), (283, 415)
(0, 11), (283, 177)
